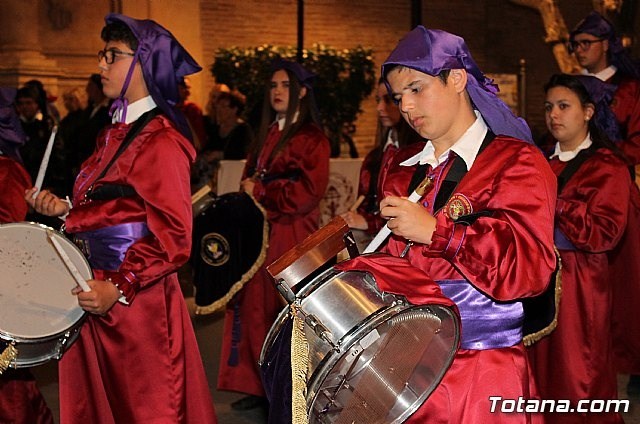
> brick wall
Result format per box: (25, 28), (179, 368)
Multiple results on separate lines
(201, 0), (635, 153)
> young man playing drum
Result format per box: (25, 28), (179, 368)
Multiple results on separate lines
(377, 26), (557, 422)
(0, 87), (54, 424)
(25, 14), (217, 423)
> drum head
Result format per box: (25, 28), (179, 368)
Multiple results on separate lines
(0, 222), (89, 340)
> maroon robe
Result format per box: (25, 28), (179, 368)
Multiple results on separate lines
(355, 142), (402, 234)
(60, 115), (217, 424)
(217, 122), (330, 397)
(529, 148), (630, 424)
(380, 137), (556, 423)
(608, 74), (640, 375)
(610, 76), (640, 165)
(0, 156), (54, 424)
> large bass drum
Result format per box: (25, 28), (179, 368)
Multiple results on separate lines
(0, 222), (89, 369)
(260, 254), (460, 424)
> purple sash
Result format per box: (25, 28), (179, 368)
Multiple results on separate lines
(74, 222), (150, 271)
(438, 279), (523, 350)
(554, 227), (576, 251)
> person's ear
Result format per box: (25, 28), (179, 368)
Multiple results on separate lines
(449, 69), (468, 93)
(299, 86), (307, 99)
(585, 104), (595, 121)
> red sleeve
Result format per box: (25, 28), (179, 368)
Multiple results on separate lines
(356, 150), (385, 234)
(116, 129), (194, 289)
(424, 142), (557, 301)
(556, 151), (630, 252)
(612, 79), (640, 165)
(0, 157), (31, 223)
(252, 127), (330, 219)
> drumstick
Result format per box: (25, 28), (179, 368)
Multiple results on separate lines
(46, 230), (91, 292)
(362, 176), (434, 254)
(349, 195), (365, 212)
(32, 125), (58, 198)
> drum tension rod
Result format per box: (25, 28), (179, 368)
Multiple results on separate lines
(275, 278), (297, 304)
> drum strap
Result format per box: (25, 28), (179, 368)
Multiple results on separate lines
(85, 108), (161, 201)
(408, 131), (495, 221)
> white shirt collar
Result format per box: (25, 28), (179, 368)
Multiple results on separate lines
(276, 111), (300, 130)
(112, 96), (157, 125)
(383, 129), (399, 151)
(549, 134), (593, 162)
(400, 110), (488, 170)
(581, 65), (617, 82)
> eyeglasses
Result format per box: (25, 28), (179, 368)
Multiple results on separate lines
(98, 48), (135, 64)
(568, 39), (605, 53)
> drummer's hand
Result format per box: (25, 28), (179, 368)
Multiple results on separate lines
(72, 279), (120, 315)
(380, 196), (436, 245)
(340, 211), (368, 230)
(24, 188), (70, 217)
(240, 178), (255, 194)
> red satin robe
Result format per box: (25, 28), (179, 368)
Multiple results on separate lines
(60, 116), (217, 424)
(356, 142), (402, 235)
(0, 156), (54, 424)
(608, 75), (640, 375)
(610, 76), (640, 165)
(217, 122), (330, 397)
(529, 148), (630, 424)
(380, 137), (557, 423)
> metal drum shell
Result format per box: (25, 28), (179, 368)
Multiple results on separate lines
(260, 266), (460, 424)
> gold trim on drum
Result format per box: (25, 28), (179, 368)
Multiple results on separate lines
(0, 343), (18, 374)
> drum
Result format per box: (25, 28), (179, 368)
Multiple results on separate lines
(191, 191), (268, 314)
(260, 254), (460, 424)
(0, 222), (90, 368)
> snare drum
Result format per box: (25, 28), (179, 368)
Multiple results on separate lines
(0, 222), (90, 368)
(260, 254), (460, 424)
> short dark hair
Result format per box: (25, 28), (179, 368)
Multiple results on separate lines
(101, 20), (139, 51)
(217, 90), (246, 115)
(16, 86), (40, 102)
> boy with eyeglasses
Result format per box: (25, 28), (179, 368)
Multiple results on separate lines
(25, 14), (217, 423)
(569, 12), (640, 167)
(570, 11), (640, 397)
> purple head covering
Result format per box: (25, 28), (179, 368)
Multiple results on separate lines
(0, 87), (27, 164)
(570, 12), (640, 79)
(382, 26), (533, 143)
(573, 74), (622, 141)
(104, 13), (202, 140)
(271, 58), (316, 88)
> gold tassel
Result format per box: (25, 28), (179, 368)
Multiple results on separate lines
(0, 343), (17, 374)
(290, 304), (310, 424)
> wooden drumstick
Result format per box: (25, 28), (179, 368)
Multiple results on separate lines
(47, 230), (91, 292)
(32, 125), (58, 198)
(362, 176), (434, 254)
(349, 195), (365, 212)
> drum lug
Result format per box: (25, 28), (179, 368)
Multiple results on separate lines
(275, 278), (297, 304)
(304, 313), (337, 350)
(54, 330), (74, 360)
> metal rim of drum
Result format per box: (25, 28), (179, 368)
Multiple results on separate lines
(260, 267), (460, 424)
(0, 222), (90, 368)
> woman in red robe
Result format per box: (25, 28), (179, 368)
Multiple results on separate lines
(528, 74), (633, 424)
(216, 59), (330, 411)
(341, 79), (423, 247)
(0, 87), (54, 424)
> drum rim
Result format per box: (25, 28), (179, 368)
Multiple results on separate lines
(307, 302), (460, 422)
(0, 221), (90, 338)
